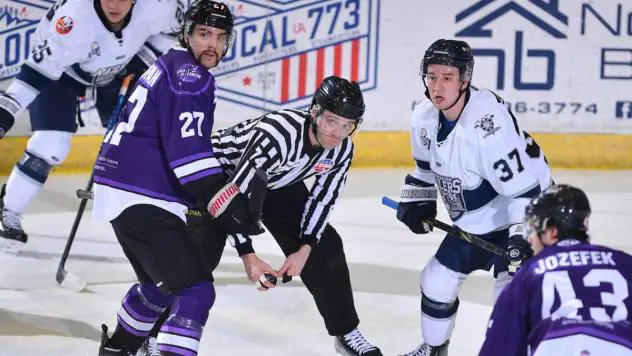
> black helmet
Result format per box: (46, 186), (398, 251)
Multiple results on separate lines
(421, 39), (474, 81)
(525, 184), (591, 240)
(179, 0), (234, 56)
(311, 76), (365, 122)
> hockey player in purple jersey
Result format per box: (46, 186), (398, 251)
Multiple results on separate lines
(92, 1), (239, 355)
(479, 184), (632, 356)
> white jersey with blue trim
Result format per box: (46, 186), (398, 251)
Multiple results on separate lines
(409, 86), (552, 235)
(27, 0), (181, 87)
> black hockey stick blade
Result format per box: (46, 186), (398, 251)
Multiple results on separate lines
(381, 196), (505, 256)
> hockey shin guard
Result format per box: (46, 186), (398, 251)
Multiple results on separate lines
(157, 280), (215, 355)
(109, 283), (169, 352)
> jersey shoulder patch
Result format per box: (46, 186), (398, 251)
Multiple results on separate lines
(462, 89), (513, 143)
(158, 48), (215, 96)
(46, 0), (98, 43)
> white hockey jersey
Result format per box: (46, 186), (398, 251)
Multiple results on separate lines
(410, 86), (552, 235)
(6, 0), (183, 117)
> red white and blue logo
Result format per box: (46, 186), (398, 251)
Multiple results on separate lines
(213, 0), (381, 111)
(313, 158), (334, 173)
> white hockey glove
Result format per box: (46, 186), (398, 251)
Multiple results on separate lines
(506, 224), (533, 275)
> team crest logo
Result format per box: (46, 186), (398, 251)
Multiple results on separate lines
(55, 15), (74, 34)
(88, 41), (101, 58)
(419, 128), (431, 149)
(474, 114), (500, 138)
(313, 158), (334, 173)
(176, 63), (202, 83)
(213, 0), (381, 111)
(434, 174), (465, 220)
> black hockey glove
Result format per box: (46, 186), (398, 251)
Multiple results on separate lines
(185, 208), (211, 229)
(506, 224), (533, 276)
(397, 200), (437, 234)
(207, 182), (264, 236)
(396, 174), (438, 234)
(0, 94), (19, 139)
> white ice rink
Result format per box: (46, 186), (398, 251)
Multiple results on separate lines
(1, 168), (631, 355)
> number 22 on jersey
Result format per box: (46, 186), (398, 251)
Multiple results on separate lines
(103, 86), (206, 146)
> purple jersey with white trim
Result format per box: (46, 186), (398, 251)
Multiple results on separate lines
(93, 47), (223, 207)
(479, 240), (632, 356)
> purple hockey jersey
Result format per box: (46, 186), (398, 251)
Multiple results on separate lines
(479, 239), (632, 355)
(93, 47), (223, 211)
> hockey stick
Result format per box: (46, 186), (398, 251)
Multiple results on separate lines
(56, 74), (134, 292)
(381, 196), (505, 256)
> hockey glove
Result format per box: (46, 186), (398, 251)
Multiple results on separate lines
(207, 182), (264, 236)
(506, 224), (533, 276)
(0, 94), (19, 139)
(396, 174), (438, 234)
(185, 208), (211, 229)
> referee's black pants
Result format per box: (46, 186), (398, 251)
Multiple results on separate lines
(198, 181), (360, 337)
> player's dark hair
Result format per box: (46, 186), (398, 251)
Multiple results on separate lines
(525, 184), (591, 241)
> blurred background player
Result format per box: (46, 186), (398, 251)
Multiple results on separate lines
(171, 76), (382, 356)
(395, 39), (552, 356)
(479, 184), (632, 355)
(92, 1), (234, 355)
(0, 0), (185, 253)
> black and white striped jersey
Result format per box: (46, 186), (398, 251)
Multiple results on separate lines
(211, 108), (353, 253)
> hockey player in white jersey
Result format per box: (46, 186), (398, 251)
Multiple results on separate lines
(395, 39), (552, 356)
(0, 0), (184, 252)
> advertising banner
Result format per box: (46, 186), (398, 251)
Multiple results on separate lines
(2, 0), (632, 135)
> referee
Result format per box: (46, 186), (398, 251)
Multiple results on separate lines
(198, 76), (383, 356)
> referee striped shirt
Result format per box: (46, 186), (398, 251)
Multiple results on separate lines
(211, 108), (353, 254)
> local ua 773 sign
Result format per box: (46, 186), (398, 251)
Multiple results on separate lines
(213, 0), (380, 111)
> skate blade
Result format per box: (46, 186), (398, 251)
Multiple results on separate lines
(334, 340), (354, 356)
